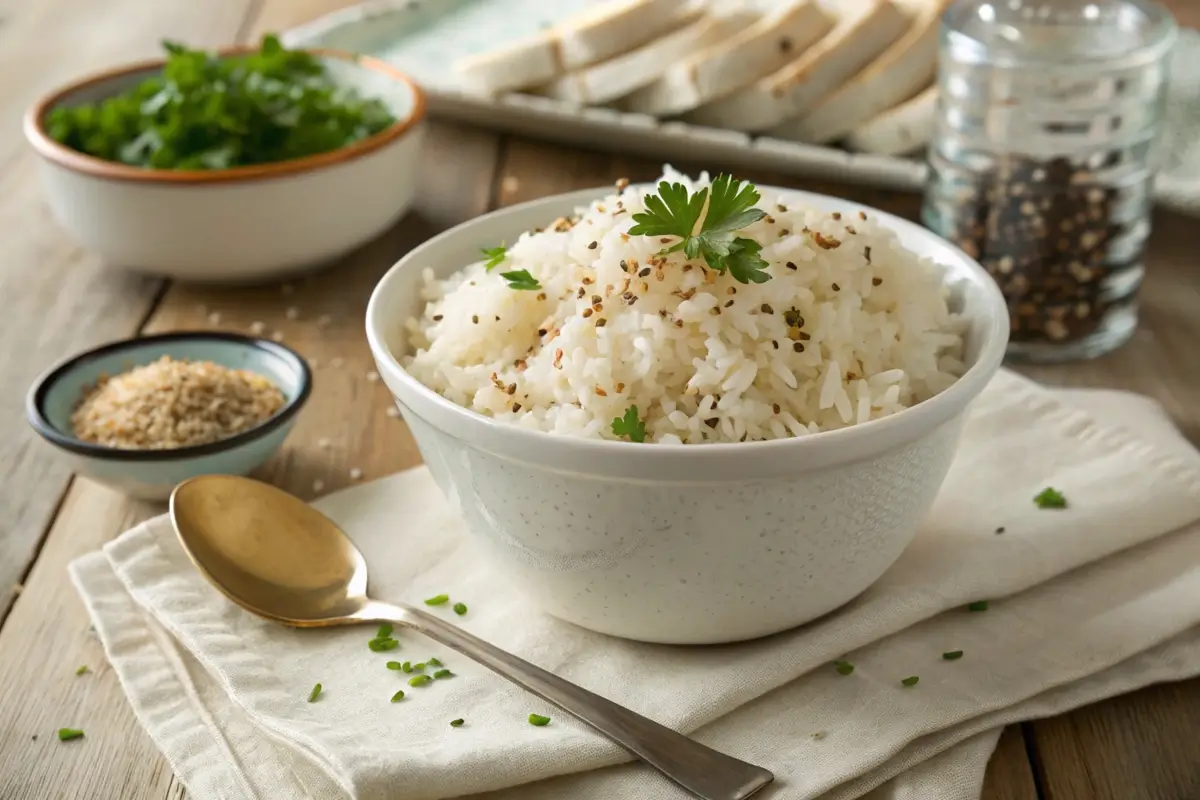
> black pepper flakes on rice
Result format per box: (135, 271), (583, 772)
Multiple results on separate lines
(793, 342), (805, 353)
(596, 318), (607, 327)
(859, 211), (867, 220)
(704, 418), (719, 429)
(638, 267), (651, 278)
(588, 241), (598, 250)
(786, 261), (797, 270)
(772, 340), (779, 349)
(872, 277), (883, 286)
(761, 303), (774, 314)
(832, 212), (841, 220)
(582, 308), (593, 318)
(506, 383), (517, 395)
(864, 246), (872, 264)
(773, 403), (781, 414)
(724, 300), (734, 308)
(512, 403), (522, 412)
(832, 283), (841, 291)
(432, 314), (443, 321)
(472, 315), (479, 324)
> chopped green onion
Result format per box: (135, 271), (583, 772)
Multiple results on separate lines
(833, 660), (854, 676)
(386, 661), (403, 671)
(308, 683), (322, 703)
(75, 665), (88, 676)
(57, 728), (84, 742)
(391, 690), (405, 703)
(450, 718), (465, 727)
(528, 713), (551, 727)
(376, 623), (393, 639)
(433, 669), (453, 679)
(942, 651), (964, 661)
(453, 602), (468, 616)
(427, 657), (443, 667)
(368, 637), (399, 652)
(967, 601), (989, 612)
(408, 675), (433, 688)
(901, 676), (920, 687)
(1034, 487), (1068, 509)
(424, 594), (450, 606)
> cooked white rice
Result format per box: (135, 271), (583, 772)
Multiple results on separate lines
(404, 168), (965, 444)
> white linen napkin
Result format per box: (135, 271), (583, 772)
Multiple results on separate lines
(70, 369), (1200, 800)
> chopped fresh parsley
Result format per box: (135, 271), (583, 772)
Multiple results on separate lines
(427, 657), (443, 667)
(967, 600), (989, 612)
(611, 405), (646, 443)
(401, 661), (414, 673)
(386, 661), (403, 671)
(376, 623), (393, 639)
(46, 35), (395, 171)
(628, 174), (770, 284)
(57, 728), (84, 742)
(453, 602), (468, 616)
(308, 683), (323, 703)
(75, 665), (88, 676)
(433, 669), (454, 679)
(901, 676), (920, 687)
(450, 718), (465, 727)
(500, 269), (541, 291)
(368, 637), (399, 652)
(391, 690), (406, 703)
(424, 594), (450, 606)
(408, 675), (433, 688)
(942, 651), (964, 661)
(481, 244), (508, 270)
(1034, 487), (1067, 509)
(528, 713), (552, 727)
(833, 660), (854, 676)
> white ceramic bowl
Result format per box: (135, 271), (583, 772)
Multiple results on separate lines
(24, 49), (426, 282)
(366, 186), (1009, 645)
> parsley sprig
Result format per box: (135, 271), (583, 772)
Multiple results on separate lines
(1034, 487), (1067, 509)
(501, 269), (542, 291)
(629, 175), (771, 284)
(481, 245), (507, 270)
(611, 406), (646, 443)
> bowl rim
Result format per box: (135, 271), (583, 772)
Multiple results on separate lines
(365, 183), (1010, 471)
(26, 331), (313, 461)
(23, 46), (426, 185)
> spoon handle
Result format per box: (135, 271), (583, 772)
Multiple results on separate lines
(367, 602), (773, 800)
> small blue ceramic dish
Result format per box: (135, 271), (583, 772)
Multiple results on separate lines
(27, 331), (312, 500)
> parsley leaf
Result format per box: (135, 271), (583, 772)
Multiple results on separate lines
(629, 175), (769, 283)
(501, 269), (541, 291)
(528, 713), (552, 727)
(833, 660), (854, 676)
(57, 728), (84, 742)
(481, 245), (507, 270)
(611, 406), (646, 443)
(1034, 487), (1067, 509)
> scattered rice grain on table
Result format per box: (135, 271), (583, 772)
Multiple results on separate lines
(70, 355), (285, 449)
(403, 168), (966, 444)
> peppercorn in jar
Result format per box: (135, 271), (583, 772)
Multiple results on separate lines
(923, 0), (1177, 361)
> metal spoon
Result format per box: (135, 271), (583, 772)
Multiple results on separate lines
(169, 474), (774, 800)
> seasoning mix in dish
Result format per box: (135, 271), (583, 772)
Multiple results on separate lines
(404, 169), (965, 444)
(71, 355), (285, 450)
(46, 34), (395, 171)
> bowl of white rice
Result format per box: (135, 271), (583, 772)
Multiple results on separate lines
(366, 168), (1008, 644)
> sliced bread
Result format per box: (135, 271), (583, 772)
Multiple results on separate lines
(621, 0), (837, 117)
(684, 0), (910, 132)
(844, 84), (938, 154)
(771, 0), (948, 143)
(455, 0), (681, 95)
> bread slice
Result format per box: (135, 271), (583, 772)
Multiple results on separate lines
(684, 0), (910, 132)
(455, 0), (681, 95)
(540, 5), (720, 105)
(770, 0), (948, 143)
(844, 83), (938, 154)
(621, 0), (837, 117)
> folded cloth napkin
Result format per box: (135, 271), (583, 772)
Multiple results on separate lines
(71, 369), (1200, 800)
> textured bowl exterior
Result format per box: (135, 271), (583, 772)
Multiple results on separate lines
(368, 186), (1008, 643)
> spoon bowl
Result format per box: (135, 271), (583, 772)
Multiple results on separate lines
(169, 474), (774, 800)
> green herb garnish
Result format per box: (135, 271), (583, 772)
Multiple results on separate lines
(46, 35), (395, 171)
(427, 657), (443, 667)
(308, 683), (323, 702)
(75, 665), (88, 676)
(391, 690), (405, 703)
(376, 623), (393, 639)
(901, 676), (920, 687)
(528, 713), (552, 727)
(833, 660), (854, 676)
(501, 269), (542, 291)
(401, 661), (414, 673)
(611, 405), (647, 443)
(967, 601), (989, 612)
(433, 669), (454, 679)
(628, 174), (770, 284)
(57, 728), (84, 742)
(414, 662), (426, 671)
(408, 675), (432, 688)
(453, 602), (468, 616)
(481, 245), (508, 270)
(424, 594), (450, 606)
(386, 661), (403, 671)
(450, 718), (465, 727)
(942, 651), (964, 660)
(369, 637), (399, 652)
(1034, 487), (1067, 509)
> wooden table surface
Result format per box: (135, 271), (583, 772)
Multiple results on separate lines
(1, 1), (1198, 798)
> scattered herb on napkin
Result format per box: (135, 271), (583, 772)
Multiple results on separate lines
(942, 650), (964, 661)
(57, 728), (84, 742)
(450, 718), (465, 727)
(307, 683), (322, 703)
(424, 594), (450, 606)
(1034, 487), (1068, 509)
(833, 660), (854, 676)
(901, 676), (920, 687)
(528, 713), (551, 727)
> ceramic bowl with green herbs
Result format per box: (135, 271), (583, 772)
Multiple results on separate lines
(24, 35), (427, 282)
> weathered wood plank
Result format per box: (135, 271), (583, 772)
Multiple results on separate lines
(982, 727), (1041, 800)
(0, 0), (263, 623)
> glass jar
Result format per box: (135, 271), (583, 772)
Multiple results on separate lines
(922, 0), (1177, 362)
